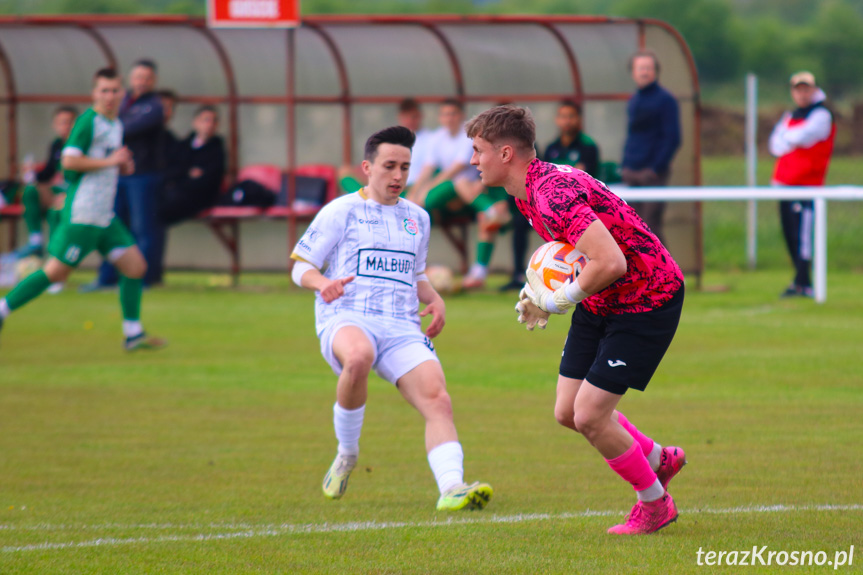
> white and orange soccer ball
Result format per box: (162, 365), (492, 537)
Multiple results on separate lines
(528, 240), (588, 290)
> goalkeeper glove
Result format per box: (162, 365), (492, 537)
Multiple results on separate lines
(525, 268), (589, 314)
(515, 283), (549, 330)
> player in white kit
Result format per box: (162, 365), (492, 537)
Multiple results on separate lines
(291, 126), (493, 511)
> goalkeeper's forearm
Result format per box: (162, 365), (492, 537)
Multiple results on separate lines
(543, 278), (590, 314)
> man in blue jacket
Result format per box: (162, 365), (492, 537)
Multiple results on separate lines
(621, 50), (680, 242)
(85, 59), (165, 290)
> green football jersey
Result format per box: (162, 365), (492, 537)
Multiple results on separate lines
(62, 108), (123, 227)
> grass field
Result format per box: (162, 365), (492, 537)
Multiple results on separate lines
(700, 155), (863, 272)
(1, 267), (861, 573)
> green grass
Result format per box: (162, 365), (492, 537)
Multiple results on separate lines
(1, 270), (862, 573)
(700, 155), (863, 272)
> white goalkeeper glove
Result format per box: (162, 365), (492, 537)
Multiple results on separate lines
(525, 268), (589, 314)
(515, 283), (549, 331)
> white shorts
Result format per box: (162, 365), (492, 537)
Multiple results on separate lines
(319, 315), (439, 385)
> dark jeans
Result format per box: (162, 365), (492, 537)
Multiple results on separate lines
(506, 194), (531, 281)
(779, 199), (813, 288)
(621, 168), (670, 243)
(98, 173), (164, 286)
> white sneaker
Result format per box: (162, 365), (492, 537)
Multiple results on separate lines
(322, 453), (358, 499)
(47, 282), (64, 294)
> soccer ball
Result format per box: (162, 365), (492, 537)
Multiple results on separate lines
(425, 265), (455, 294)
(528, 241), (588, 290)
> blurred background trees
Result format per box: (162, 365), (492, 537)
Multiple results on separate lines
(3, 0), (862, 151)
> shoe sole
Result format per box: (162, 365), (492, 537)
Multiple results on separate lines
(436, 484), (494, 511)
(466, 484), (493, 510)
(651, 512), (678, 534)
(607, 511), (679, 535)
(659, 453), (688, 491)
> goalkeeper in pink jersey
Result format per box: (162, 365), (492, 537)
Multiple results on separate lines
(466, 105), (686, 535)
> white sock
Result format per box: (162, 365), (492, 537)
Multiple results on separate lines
(334, 402), (365, 457)
(637, 478), (665, 502)
(647, 442), (662, 472)
(28, 233), (43, 246)
(427, 441), (464, 494)
(468, 263), (487, 280)
(122, 320), (143, 338)
(0, 299), (10, 319)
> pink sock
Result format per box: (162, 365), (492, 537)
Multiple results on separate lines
(606, 441), (658, 492)
(617, 412), (654, 456)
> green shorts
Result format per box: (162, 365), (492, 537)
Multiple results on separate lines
(48, 216), (135, 267)
(486, 186), (509, 203)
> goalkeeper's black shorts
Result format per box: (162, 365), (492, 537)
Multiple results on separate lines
(558, 284), (684, 395)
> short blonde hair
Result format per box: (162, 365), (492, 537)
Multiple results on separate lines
(465, 105), (535, 152)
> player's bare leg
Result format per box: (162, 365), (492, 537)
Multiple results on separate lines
(554, 375), (583, 431)
(323, 326), (374, 499)
(398, 360), (492, 511)
(573, 381), (677, 534)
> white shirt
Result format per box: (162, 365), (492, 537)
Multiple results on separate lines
(407, 128), (434, 186)
(292, 190), (431, 334)
(426, 125), (480, 182)
(769, 90), (833, 157)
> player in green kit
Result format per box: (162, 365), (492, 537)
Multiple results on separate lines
(0, 68), (165, 352)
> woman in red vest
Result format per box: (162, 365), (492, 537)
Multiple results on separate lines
(768, 71), (835, 298)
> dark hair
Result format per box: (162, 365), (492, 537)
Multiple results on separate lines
(559, 98), (582, 116)
(398, 98), (420, 114)
(157, 89), (178, 101)
(54, 105), (79, 117)
(440, 98), (464, 112)
(465, 105), (535, 153)
(132, 59), (158, 73)
(628, 50), (661, 74)
(364, 126), (415, 161)
(93, 67), (119, 85)
(194, 104), (219, 119)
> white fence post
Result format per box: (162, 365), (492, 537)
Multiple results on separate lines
(745, 73), (758, 269)
(814, 198), (828, 303)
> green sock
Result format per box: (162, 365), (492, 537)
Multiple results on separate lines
(119, 276), (142, 321)
(470, 193), (495, 214)
(339, 176), (362, 194)
(476, 241), (494, 266)
(5, 269), (51, 311)
(21, 184), (44, 236)
(424, 180), (458, 211)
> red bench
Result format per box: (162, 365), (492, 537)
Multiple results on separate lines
(198, 164), (338, 285)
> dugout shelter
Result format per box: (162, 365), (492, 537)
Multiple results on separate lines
(0, 14), (702, 278)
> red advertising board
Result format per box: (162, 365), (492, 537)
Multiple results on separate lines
(207, 0), (299, 28)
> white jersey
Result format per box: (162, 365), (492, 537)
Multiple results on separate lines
(407, 128), (434, 186)
(427, 125), (480, 182)
(62, 108), (123, 227)
(292, 189), (431, 334)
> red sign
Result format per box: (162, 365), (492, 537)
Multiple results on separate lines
(207, 0), (299, 28)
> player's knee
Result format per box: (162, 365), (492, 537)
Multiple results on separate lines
(341, 346), (374, 374)
(554, 404), (577, 431)
(44, 262), (71, 283)
(125, 260), (147, 279)
(572, 411), (605, 442)
(427, 387), (453, 419)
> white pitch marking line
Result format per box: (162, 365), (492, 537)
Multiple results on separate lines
(2, 503), (861, 553)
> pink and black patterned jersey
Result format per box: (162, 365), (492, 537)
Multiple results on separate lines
(516, 159), (683, 315)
